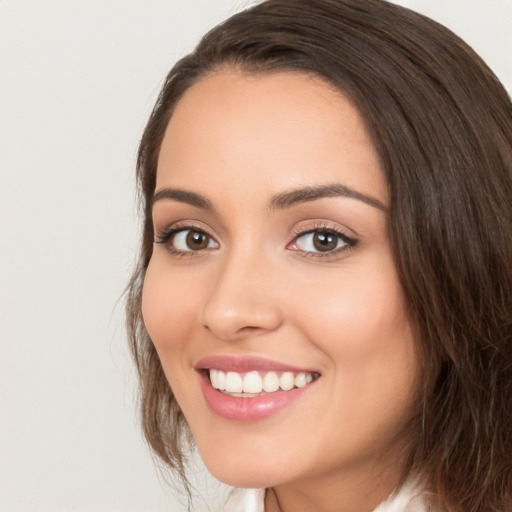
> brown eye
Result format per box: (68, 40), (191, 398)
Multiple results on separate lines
(292, 228), (355, 255)
(312, 232), (338, 252)
(169, 229), (218, 252)
(185, 230), (210, 250)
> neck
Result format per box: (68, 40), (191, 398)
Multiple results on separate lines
(264, 455), (407, 512)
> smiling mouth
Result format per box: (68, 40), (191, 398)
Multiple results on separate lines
(208, 369), (320, 397)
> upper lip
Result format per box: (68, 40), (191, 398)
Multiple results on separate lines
(195, 355), (318, 374)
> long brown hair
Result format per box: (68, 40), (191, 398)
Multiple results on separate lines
(126, 1), (512, 509)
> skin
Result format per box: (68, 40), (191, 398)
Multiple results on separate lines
(142, 70), (419, 512)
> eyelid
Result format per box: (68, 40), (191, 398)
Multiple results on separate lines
(287, 221), (358, 257)
(154, 221), (220, 254)
(153, 219), (357, 259)
(154, 218), (215, 239)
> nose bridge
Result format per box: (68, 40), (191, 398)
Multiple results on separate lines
(201, 243), (282, 340)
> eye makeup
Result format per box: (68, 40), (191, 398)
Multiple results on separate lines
(287, 221), (358, 260)
(154, 217), (358, 261)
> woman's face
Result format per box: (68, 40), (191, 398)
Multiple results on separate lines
(142, 71), (418, 492)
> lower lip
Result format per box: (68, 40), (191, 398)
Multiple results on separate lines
(198, 371), (312, 422)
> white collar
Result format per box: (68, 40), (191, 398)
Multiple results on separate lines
(223, 487), (265, 512)
(222, 480), (427, 512)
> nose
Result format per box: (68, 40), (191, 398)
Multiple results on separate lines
(201, 251), (283, 341)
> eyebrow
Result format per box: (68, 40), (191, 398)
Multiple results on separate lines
(151, 183), (386, 212)
(152, 188), (214, 210)
(270, 184), (386, 211)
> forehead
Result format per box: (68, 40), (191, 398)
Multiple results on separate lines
(156, 70), (387, 204)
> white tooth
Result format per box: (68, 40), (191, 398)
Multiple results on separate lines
(262, 371), (279, 392)
(243, 371), (263, 393)
(217, 370), (226, 391)
(295, 372), (308, 388)
(210, 369), (219, 389)
(306, 373), (313, 384)
(225, 371), (243, 393)
(280, 371), (295, 391)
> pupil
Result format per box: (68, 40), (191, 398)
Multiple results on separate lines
(313, 232), (337, 252)
(186, 231), (208, 250)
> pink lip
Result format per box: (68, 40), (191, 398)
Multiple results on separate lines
(195, 356), (318, 422)
(195, 355), (314, 373)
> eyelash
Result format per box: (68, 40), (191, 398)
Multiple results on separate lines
(154, 223), (216, 257)
(289, 223), (357, 258)
(154, 222), (357, 259)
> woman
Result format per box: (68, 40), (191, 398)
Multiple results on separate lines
(126, 0), (512, 510)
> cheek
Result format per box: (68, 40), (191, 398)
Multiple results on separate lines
(141, 260), (196, 356)
(290, 259), (418, 405)
(294, 266), (409, 347)
(141, 260), (206, 412)
(296, 274), (418, 455)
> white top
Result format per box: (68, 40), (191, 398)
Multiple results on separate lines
(222, 480), (427, 512)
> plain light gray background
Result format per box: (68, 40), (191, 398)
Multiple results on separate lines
(1, 1), (511, 511)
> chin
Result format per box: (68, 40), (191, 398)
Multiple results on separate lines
(197, 442), (288, 489)
(206, 465), (279, 489)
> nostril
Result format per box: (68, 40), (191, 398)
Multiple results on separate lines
(202, 322), (271, 340)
